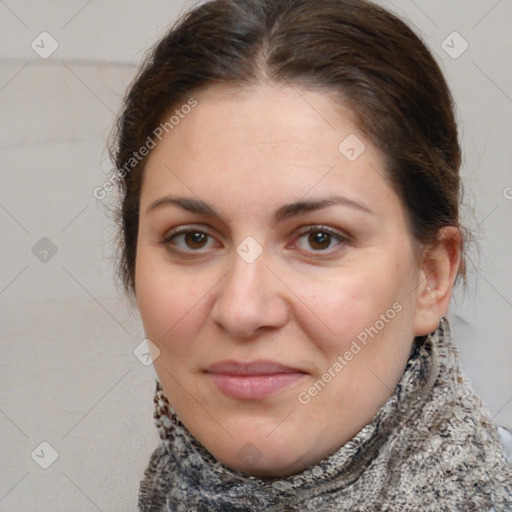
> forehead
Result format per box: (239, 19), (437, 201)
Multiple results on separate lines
(140, 82), (401, 220)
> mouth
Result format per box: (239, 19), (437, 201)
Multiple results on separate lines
(204, 359), (308, 400)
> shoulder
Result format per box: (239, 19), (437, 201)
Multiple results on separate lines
(398, 375), (512, 509)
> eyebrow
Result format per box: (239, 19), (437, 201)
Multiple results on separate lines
(146, 194), (374, 223)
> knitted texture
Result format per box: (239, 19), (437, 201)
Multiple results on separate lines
(138, 318), (512, 511)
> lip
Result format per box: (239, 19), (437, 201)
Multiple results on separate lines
(205, 359), (308, 400)
(205, 359), (306, 375)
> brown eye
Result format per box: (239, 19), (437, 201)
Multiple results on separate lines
(182, 231), (209, 249)
(161, 227), (216, 253)
(307, 231), (332, 251)
(294, 226), (349, 254)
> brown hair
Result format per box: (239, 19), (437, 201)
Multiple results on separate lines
(110, 0), (466, 295)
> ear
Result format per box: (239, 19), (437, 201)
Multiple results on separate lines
(413, 226), (461, 336)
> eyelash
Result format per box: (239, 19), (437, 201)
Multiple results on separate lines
(159, 224), (350, 257)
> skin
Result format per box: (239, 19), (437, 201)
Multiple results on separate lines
(134, 82), (461, 478)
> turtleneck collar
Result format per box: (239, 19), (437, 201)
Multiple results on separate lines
(150, 320), (445, 504)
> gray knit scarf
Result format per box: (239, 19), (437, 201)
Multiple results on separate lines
(138, 318), (512, 511)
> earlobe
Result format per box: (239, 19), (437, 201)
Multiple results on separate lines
(413, 227), (461, 336)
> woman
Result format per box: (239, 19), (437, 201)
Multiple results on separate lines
(109, 0), (512, 509)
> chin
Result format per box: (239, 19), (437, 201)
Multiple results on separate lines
(221, 450), (307, 479)
(205, 430), (312, 478)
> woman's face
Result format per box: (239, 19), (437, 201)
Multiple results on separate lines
(135, 83), (432, 477)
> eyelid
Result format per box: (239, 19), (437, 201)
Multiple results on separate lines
(293, 225), (350, 242)
(160, 224), (217, 245)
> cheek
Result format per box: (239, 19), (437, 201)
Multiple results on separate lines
(135, 249), (207, 351)
(303, 267), (405, 348)
(303, 268), (415, 409)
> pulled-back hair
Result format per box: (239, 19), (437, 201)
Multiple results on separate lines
(110, 0), (466, 294)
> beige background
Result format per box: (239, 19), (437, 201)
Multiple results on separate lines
(1, 0), (511, 510)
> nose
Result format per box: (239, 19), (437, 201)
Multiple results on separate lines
(210, 245), (289, 339)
